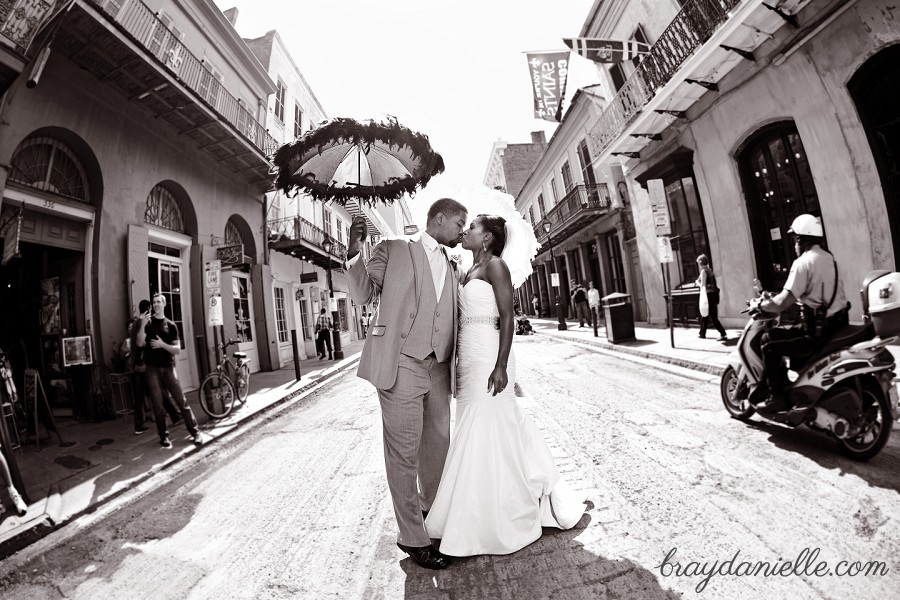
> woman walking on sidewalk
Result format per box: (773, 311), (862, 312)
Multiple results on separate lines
(696, 254), (728, 341)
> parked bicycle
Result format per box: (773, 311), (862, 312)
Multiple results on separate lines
(199, 339), (251, 419)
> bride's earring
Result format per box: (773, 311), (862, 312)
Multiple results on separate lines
(482, 238), (489, 252)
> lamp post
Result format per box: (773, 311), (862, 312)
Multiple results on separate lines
(543, 222), (567, 331)
(321, 236), (344, 360)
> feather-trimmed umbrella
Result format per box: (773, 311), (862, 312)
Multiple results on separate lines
(273, 116), (445, 206)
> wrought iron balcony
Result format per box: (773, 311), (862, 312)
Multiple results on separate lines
(268, 215), (348, 269)
(43, 0), (277, 185)
(591, 0), (742, 155)
(534, 183), (612, 245)
(1, 0), (56, 55)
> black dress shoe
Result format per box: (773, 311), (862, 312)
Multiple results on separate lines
(396, 543), (451, 570)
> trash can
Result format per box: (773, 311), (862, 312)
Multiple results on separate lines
(602, 292), (635, 343)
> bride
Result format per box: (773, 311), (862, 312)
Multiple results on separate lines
(424, 213), (586, 556)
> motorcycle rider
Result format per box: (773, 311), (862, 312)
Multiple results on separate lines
(756, 214), (850, 412)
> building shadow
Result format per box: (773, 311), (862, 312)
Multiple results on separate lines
(400, 514), (682, 599)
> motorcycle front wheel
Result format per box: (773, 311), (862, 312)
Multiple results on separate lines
(838, 378), (893, 462)
(721, 366), (755, 421)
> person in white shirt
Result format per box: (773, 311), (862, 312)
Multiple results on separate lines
(587, 281), (602, 326)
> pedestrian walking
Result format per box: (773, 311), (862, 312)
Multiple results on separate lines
(695, 255), (728, 341)
(315, 307), (333, 360)
(570, 280), (590, 327)
(531, 293), (540, 317)
(587, 281), (602, 326)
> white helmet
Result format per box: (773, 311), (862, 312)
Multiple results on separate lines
(788, 214), (823, 238)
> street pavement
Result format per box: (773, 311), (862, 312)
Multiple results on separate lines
(1, 314), (897, 563)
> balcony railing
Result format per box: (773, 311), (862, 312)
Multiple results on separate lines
(592, 0), (742, 154)
(1, 0), (58, 55)
(268, 215), (348, 257)
(534, 183), (612, 238)
(89, 0), (278, 157)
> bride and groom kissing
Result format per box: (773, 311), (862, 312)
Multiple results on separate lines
(346, 197), (586, 570)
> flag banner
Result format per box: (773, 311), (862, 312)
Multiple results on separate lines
(563, 38), (650, 63)
(526, 51), (569, 122)
(1, 207), (22, 266)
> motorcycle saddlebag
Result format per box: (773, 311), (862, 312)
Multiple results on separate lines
(866, 271), (900, 337)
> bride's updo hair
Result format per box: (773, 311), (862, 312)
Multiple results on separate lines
(478, 214), (507, 256)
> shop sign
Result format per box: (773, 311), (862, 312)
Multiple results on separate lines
(216, 244), (244, 265)
(208, 294), (223, 327)
(1, 208), (22, 266)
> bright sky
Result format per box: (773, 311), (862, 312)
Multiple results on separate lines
(214, 0), (600, 224)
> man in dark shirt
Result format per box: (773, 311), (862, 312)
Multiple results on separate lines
(570, 281), (590, 327)
(137, 293), (203, 448)
(315, 307), (333, 360)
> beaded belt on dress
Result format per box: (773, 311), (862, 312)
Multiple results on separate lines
(459, 316), (500, 329)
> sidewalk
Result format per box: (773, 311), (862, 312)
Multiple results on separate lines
(0, 339), (366, 559)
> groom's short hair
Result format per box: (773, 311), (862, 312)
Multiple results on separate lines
(427, 198), (467, 223)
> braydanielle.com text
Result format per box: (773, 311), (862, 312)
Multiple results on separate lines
(657, 547), (889, 593)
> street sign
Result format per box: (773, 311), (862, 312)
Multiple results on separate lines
(657, 236), (674, 263)
(205, 269), (220, 289)
(208, 294), (223, 326)
(648, 179), (671, 236)
(551, 272), (560, 287)
(204, 260), (221, 271)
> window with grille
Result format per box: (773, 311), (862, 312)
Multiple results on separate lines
(275, 79), (286, 122)
(9, 137), (89, 202)
(198, 61), (223, 109)
(225, 219), (243, 247)
(294, 103), (303, 138)
(274, 287), (289, 343)
(145, 185), (184, 232)
(561, 161), (574, 192)
(233, 275), (253, 343)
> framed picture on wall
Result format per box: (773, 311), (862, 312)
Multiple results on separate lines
(62, 336), (93, 367)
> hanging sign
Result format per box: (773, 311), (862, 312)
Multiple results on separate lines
(1, 208), (22, 266)
(657, 236), (674, 263)
(208, 294), (223, 326)
(551, 272), (560, 287)
(216, 244), (244, 265)
(647, 179), (671, 236)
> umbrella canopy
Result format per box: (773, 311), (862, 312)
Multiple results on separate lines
(273, 117), (445, 205)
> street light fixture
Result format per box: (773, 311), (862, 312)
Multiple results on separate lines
(321, 236), (344, 360)
(543, 222), (567, 331)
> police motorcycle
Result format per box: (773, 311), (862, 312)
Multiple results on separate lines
(720, 271), (900, 461)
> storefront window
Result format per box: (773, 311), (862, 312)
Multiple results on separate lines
(299, 298), (311, 340)
(274, 287), (288, 343)
(148, 247), (186, 350)
(666, 177), (709, 286)
(232, 275), (253, 342)
(338, 297), (349, 332)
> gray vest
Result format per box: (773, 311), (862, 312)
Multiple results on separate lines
(401, 251), (455, 362)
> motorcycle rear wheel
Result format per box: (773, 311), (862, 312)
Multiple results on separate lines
(838, 378), (893, 462)
(721, 366), (755, 421)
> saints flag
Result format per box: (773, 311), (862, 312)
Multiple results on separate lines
(563, 38), (650, 63)
(526, 51), (569, 123)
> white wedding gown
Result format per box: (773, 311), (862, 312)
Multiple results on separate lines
(424, 279), (585, 556)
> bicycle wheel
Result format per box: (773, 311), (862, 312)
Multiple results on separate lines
(199, 372), (236, 418)
(235, 363), (250, 403)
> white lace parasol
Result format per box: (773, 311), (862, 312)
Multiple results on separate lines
(450, 185), (539, 289)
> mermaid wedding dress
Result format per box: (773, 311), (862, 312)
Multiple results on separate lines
(424, 279), (585, 556)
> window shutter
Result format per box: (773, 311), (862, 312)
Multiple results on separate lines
(127, 224), (149, 316)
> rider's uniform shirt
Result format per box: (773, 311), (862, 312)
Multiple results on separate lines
(783, 246), (848, 317)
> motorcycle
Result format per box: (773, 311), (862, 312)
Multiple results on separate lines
(516, 315), (533, 335)
(720, 270), (900, 461)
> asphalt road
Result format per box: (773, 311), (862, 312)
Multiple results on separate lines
(0, 335), (898, 599)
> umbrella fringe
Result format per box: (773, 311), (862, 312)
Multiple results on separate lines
(273, 117), (445, 205)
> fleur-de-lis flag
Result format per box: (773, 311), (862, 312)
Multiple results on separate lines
(563, 38), (650, 63)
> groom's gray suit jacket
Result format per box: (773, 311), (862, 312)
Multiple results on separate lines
(347, 238), (458, 394)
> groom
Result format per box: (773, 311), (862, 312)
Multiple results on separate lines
(346, 198), (467, 570)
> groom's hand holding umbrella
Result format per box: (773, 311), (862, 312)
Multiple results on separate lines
(347, 216), (368, 260)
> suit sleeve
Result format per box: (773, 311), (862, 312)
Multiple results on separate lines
(347, 241), (389, 306)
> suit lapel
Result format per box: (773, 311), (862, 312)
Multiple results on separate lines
(409, 240), (427, 302)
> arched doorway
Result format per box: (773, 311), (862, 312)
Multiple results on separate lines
(737, 122), (824, 291)
(848, 44), (900, 268)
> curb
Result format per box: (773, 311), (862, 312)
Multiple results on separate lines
(535, 330), (726, 376)
(0, 357), (361, 562)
